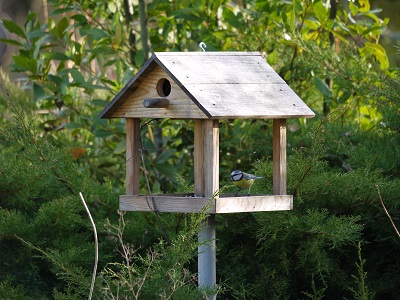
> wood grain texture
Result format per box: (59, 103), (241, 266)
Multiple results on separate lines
(111, 64), (207, 119)
(126, 118), (140, 195)
(156, 52), (286, 85)
(99, 54), (157, 118)
(119, 194), (293, 213)
(193, 120), (219, 208)
(184, 83), (315, 119)
(99, 52), (315, 120)
(194, 120), (205, 197)
(203, 120), (219, 199)
(119, 195), (213, 213)
(273, 119), (287, 195)
(216, 195), (293, 213)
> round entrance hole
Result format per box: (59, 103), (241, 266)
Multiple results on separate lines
(156, 78), (171, 97)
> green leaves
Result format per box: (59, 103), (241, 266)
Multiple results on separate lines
(313, 77), (332, 98)
(33, 84), (48, 102)
(222, 7), (241, 28)
(70, 68), (86, 86)
(360, 42), (389, 70)
(313, 0), (328, 23)
(1, 19), (26, 38)
(80, 27), (108, 40)
(1, 0), (399, 299)
(56, 17), (69, 37)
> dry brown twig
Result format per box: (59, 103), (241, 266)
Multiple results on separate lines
(375, 184), (400, 239)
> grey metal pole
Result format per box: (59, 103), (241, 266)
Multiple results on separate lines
(198, 214), (216, 299)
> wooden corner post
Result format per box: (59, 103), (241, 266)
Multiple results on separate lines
(195, 119), (219, 298)
(273, 119), (287, 195)
(126, 118), (141, 196)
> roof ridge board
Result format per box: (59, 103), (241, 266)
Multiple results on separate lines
(99, 53), (157, 118)
(153, 55), (213, 119)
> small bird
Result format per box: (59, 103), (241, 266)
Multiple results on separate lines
(231, 170), (263, 196)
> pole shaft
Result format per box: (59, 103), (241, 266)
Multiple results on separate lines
(194, 120), (218, 298)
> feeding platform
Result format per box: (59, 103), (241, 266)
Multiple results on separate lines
(99, 51), (315, 214)
(119, 194), (293, 214)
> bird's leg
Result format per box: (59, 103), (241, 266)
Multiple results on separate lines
(234, 188), (241, 197)
(247, 187), (251, 196)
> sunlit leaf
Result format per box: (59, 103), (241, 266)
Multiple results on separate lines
(267, 51), (277, 65)
(57, 17), (69, 38)
(358, 0), (370, 13)
(360, 42), (389, 70)
(313, 0), (327, 23)
(112, 13), (122, 50)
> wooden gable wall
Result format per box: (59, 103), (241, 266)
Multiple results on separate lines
(110, 64), (207, 119)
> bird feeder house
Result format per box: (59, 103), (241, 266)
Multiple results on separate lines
(99, 52), (314, 213)
(100, 51), (314, 293)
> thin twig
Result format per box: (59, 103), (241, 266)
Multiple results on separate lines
(139, 122), (172, 244)
(375, 184), (400, 239)
(79, 192), (99, 300)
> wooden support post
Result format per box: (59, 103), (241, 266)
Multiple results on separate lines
(126, 118), (141, 196)
(273, 119), (287, 195)
(195, 119), (219, 298)
(194, 120), (205, 198)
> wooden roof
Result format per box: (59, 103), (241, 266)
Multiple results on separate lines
(99, 52), (315, 119)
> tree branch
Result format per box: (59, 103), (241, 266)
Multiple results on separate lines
(375, 184), (400, 239)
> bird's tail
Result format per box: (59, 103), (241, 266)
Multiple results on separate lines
(255, 176), (263, 179)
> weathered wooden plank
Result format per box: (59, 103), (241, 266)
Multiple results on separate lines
(194, 120), (205, 197)
(119, 195), (213, 213)
(273, 119), (287, 195)
(184, 83), (315, 119)
(126, 118), (140, 195)
(155, 52), (261, 56)
(216, 195), (293, 213)
(157, 53), (286, 85)
(204, 119), (219, 199)
(119, 194), (293, 213)
(99, 55), (157, 118)
(194, 120), (220, 198)
(111, 65), (207, 119)
(100, 52), (315, 120)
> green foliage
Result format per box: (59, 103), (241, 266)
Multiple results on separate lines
(1, 0), (400, 298)
(0, 91), (206, 298)
(0, 278), (35, 300)
(348, 242), (375, 300)
(100, 210), (212, 299)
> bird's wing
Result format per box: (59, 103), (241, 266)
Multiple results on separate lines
(243, 173), (257, 180)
